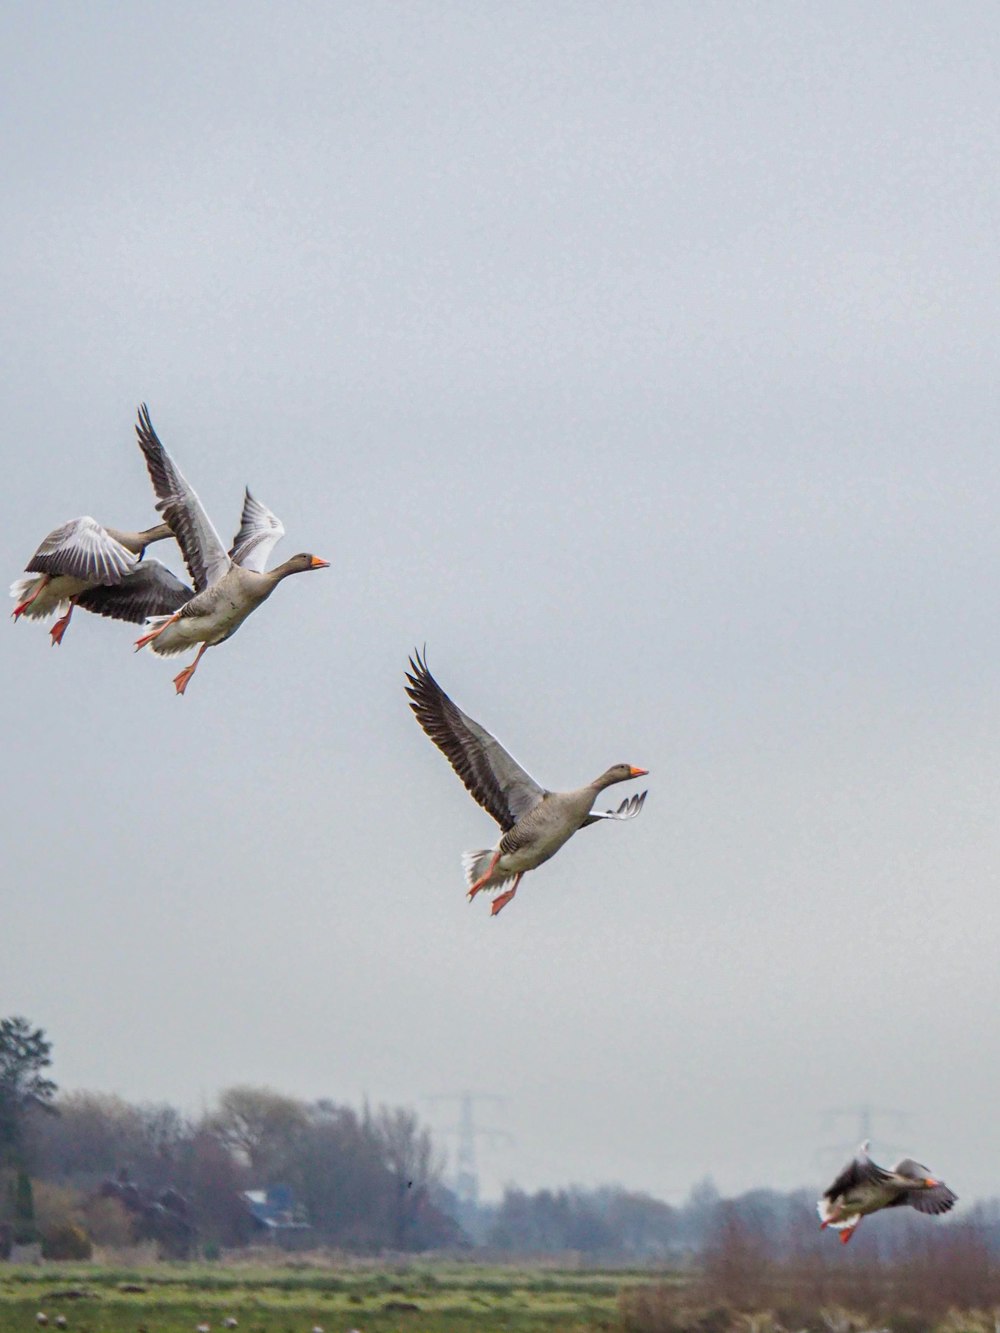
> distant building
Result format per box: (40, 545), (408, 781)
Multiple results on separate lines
(241, 1186), (311, 1245)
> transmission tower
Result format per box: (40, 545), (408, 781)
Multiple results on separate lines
(820, 1103), (912, 1162)
(425, 1091), (511, 1205)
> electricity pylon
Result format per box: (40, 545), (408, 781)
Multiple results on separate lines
(425, 1091), (511, 1205)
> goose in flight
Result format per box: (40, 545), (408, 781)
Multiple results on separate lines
(818, 1140), (957, 1243)
(132, 405), (329, 695)
(405, 650), (648, 916)
(11, 517), (185, 644)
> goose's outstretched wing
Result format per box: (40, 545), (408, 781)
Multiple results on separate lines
(903, 1182), (958, 1215)
(229, 488), (285, 572)
(134, 405), (230, 593)
(822, 1142), (892, 1202)
(405, 649), (546, 831)
(26, 517), (137, 584)
(77, 560), (193, 623)
(581, 791), (648, 827)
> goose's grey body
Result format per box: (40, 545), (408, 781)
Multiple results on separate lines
(818, 1141), (957, 1243)
(405, 650), (648, 915)
(133, 405), (329, 693)
(11, 517), (183, 643)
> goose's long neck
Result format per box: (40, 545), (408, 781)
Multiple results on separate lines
(109, 522), (174, 554)
(260, 557), (311, 589)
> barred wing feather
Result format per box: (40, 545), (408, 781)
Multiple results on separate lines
(26, 517), (137, 584)
(77, 560), (192, 623)
(581, 791), (648, 827)
(405, 649), (546, 832)
(890, 1183), (958, 1216)
(908, 1183), (958, 1215)
(135, 405), (230, 592)
(229, 488), (285, 572)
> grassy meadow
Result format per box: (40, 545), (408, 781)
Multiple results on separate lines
(0, 1260), (664, 1333)
(4, 1253), (1000, 1333)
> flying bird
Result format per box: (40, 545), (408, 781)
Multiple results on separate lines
(132, 405), (329, 695)
(405, 649), (648, 915)
(11, 517), (185, 644)
(818, 1140), (957, 1243)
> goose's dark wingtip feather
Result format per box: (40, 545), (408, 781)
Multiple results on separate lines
(135, 403), (156, 440)
(405, 646), (438, 704)
(407, 645), (431, 676)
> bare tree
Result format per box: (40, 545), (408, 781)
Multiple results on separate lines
(373, 1106), (442, 1248)
(208, 1086), (309, 1178)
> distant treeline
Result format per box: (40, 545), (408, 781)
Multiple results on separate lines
(3, 1010), (1000, 1265)
(2, 1086), (460, 1255)
(10, 1084), (1000, 1262)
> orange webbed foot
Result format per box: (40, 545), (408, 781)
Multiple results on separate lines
(173, 668), (196, 695)
(490, 890), (517, 916)
(50, 616), (72, 646)
(490, 874), (522, 917)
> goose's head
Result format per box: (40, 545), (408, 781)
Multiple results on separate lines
(595, 763), (648, 789)
(893, 1158), (940, 1189)
(273, 552), (331, 578)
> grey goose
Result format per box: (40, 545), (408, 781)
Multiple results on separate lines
(11, 517), (186, 644)
(818, 1140), (957, 1243)
(405, 650), (648, 916)
(132, 405), (329, 695)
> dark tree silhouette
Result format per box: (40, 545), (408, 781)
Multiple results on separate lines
(0, 1016), (56, 1165)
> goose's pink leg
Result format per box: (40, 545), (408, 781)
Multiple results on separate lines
(135, 610), (182, 651)
(467, 851), (501, 901)
(490, 874), (523, 917)
(173, 643), (208, 696)
(12, 575), (50, 620)
(49, 599), (77, 646)
(839, 1225), (857, 1245)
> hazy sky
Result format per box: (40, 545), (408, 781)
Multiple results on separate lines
(3, 1), (999, 1205)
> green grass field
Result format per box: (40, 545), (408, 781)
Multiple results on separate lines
(0, 1261), (666, 1333)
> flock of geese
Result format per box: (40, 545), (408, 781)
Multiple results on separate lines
(11, 407), (957, 1244)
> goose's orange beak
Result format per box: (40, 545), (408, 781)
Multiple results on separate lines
(310, 556), (331, 568)
(629, 766), (649, 778)
(924, 1177), (939, 1188)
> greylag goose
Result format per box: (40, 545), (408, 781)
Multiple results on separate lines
(818, 1140), (957, 1243)
(10, 517), (184, 644)
(405, 650), (648, 916)
(132, 405), (329, 694)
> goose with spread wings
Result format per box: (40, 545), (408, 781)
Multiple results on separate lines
(132, 404), (329, 695)
(405, 650), (648, 916)
(11, 516), (187, 645)
(818, 1141), (957, 1243)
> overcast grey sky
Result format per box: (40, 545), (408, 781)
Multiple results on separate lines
(3, 1), (1000, 1204)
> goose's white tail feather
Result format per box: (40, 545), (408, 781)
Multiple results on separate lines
(139, 614), (189, 657)
(816, 1198), (855, 1231)
(10, 577), (68, 619)
(462, 849), (517, 893)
